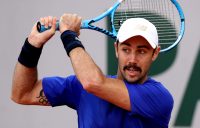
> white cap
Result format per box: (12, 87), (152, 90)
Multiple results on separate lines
(117, 18), (158, 49)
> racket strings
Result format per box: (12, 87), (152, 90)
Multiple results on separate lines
(114, 0), (181, 48)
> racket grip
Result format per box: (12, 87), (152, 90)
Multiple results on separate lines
(36, 21), (59, 33)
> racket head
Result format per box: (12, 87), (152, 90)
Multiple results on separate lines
(112, 0), (185, 53)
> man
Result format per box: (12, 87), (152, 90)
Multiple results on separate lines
(11, 13), (174, 128)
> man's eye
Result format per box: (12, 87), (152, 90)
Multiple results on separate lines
(122, 48), (129, 53)
(138, 49), (146, 54)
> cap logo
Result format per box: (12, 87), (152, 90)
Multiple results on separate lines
(135, 24), (147, 31)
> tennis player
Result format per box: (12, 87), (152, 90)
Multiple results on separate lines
(11, 13), (173, 128)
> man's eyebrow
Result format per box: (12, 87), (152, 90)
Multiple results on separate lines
(137, 45), (151, 49)
(120, 42), (131, 46)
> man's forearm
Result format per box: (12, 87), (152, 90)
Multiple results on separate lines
(69, 47), (105, 91)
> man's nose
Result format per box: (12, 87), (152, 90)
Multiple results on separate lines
(128, 53), (138, 63)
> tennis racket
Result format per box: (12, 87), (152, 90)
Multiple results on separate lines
(37, 0), (185, 52)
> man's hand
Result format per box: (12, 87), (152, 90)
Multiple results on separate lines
(59, 13), (82, 35)
(28, 16), (57, 48)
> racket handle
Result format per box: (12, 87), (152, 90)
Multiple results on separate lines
(37, 21), (86, 33)
(36, 21), (59, 33)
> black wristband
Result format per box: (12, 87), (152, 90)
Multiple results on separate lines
(60, 30), (84, 56)
(18, 38), (43, 68)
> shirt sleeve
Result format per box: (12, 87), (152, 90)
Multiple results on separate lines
(42, 75), (83, 109)
(125, 80), (174, 125)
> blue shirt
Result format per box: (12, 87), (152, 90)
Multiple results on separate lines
(42, 75), (173, 128)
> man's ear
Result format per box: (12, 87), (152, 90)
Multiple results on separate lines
(114, 42), (119, 58)
(152, 46), (161, 61)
